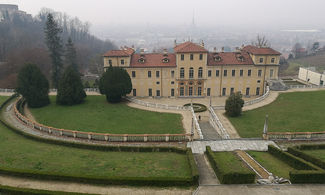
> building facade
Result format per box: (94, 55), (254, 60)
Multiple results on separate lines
(103, 41), (281, 97)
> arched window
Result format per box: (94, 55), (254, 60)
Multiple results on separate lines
(180, 68), (185, 78)
(198, 67), (203, 78)
(189, 67), (194, 78)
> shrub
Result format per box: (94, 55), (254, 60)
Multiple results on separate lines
(99, 66), (132, 103)
(57, 66), (86, 105)
(225, 92), (244, 117)
(296, 144), (325, 150)
(205, 146), (255, 184)
(290, 170), (325, 184)
(187, 149), (199, 184)
(268, 145), (319, 170)
(16, 64), (50, 108)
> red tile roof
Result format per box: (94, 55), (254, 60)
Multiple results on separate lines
(130, 53), (176, 67)
(242, 45), (281, 55)
(207, 52), (254, 66)
(103, 47), (135, 57)
(174, 41), (208, 53)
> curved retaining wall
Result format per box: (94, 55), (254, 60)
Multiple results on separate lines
(14, 98), (192, 142)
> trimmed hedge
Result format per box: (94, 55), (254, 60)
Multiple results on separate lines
(290, 170), (325, 184)
(268, 145), (320, 170)
(0, 184), (95, 195)
(296, 144), (325, 150)
(287, 147), (325, 170)
(187, 149), (199, 184)
(205, 146), (255, 184)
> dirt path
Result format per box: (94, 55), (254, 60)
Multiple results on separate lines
(235, 150), (270, 179)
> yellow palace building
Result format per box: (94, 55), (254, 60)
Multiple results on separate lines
(103, 41), (281, 98)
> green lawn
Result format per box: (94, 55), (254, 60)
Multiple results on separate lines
(210, 151), (252, 173)
(302, 149), (325, 162)
(30, 96), (184, 134)
(247, 151), (296, 179)
(228, 91), (325, 138)
(0, 96), (8, 105)
(0, 98), (191, 178)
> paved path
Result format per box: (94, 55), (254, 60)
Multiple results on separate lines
(195, 184), (325, 195)
(194, 154), (219, 185)
(188, 140), (278, 154)
(199, 121), (221, 140)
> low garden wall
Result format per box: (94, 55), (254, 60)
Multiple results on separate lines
(14, 98), (193, 142)
(266, 131), (325, 140)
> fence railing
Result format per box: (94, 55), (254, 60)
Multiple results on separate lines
(208, 106), (229, 139)
(13, 98), (192, 142)
(126, 97), (189, 111)
(0, 88), (15, 93)
(190, 106), (203, 139)
(211, 86), (270, 110)
(288, 85), (325, 89)
(49, 88), (100, 93)
(266, 131), (325, 140)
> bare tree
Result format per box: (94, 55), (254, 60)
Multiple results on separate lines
(252, 35), (270, 48)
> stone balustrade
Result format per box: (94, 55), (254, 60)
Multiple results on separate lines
(208, 106), (230, 139)
(266, 131), (325, 140)
(13, 98), (192, 142)
(190, 106), (203, 140)
(126, 97), (189, 111)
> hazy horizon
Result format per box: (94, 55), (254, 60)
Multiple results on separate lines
(2, 0), (325, 30)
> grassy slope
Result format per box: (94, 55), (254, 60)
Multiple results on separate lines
(0, 97), (191, 178)
(0, 96), (7, 105)
(248, 151), (296, 179)
(210, 152), (252, 173)
(30, 96), (184, 134)
(228, 91), (325, 138)
(282, 51), (325, 76)
(302, 150), (325, 162)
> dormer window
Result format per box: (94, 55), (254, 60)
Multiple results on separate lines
(138, 58), (145, 63)
(214, 56), (222, 61)
(162, 58), (169, 63)
(237, 55), (244, 62)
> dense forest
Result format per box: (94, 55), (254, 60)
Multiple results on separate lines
(0, 7), (116, 88)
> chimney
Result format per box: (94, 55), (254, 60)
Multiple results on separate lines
(131, 45), (135, 50)
(201, 40), (204, 47)
(213, 47), (217, 52)
(140, 48), (144, 54)
(221, 47), (224, 53)
(163, 48), (168, 54)
(235, 47), (240, 52)
(174, 40), (177, 47)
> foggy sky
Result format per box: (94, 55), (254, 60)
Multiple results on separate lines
(3, 0), (325, 29)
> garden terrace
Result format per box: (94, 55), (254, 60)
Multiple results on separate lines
(0, 96), (197, 186)
(228, 91), (325, 138)
(29, 96), (184, 134)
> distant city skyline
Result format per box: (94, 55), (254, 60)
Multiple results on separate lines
(2, 0), (325, 30)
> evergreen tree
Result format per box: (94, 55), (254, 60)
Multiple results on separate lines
(65, 37), (78, 72)
(225, 92), (244, 117)
(44, 13), (63, 88)
(99, 66), (132, 103)
(16, 64), (50, 108)
(57, 66), (86, 105)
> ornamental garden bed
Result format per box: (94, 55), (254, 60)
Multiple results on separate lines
(183, 103), (207, 113)
(227, 91), (325, 138)
(29, 96), (184, 134)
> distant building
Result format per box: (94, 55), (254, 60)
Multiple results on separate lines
(298, 67), (324, 86)
(103, 41), (281, 97)
(0, 4), (32, 22)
